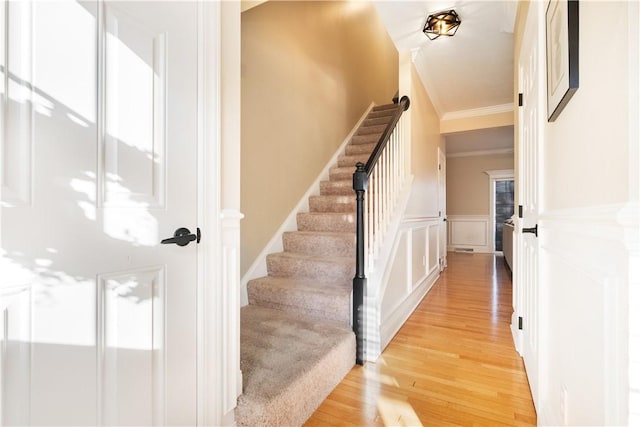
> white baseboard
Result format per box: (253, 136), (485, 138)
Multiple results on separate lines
(240, 102), (375, 306)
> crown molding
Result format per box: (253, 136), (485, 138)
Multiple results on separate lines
(446, 148), (514, 158)
(441, 103), (514, 121)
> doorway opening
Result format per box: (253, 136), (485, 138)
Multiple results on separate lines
(494, 179), (514, 251)
(485, 169), (514, 253)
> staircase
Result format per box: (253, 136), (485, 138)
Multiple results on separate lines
(236, 103), (398, 426)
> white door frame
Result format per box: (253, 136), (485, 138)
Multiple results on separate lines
(485, 169), (514, 253)
(513, 0), (544, 409)
(437, 147), (447, 269)
(198, 2), (242, 426)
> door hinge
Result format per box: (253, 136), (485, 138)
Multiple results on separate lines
(518, 205), (523, 218)
(518, 93), (523, 107)
(518, 316), (523, 330)
(438, 210), (441, 217)
(438, 164), (442, 170)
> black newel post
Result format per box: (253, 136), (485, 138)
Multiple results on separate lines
(352, 162), (367, 365)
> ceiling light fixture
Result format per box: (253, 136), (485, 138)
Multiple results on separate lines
(423, 9), (461, 40)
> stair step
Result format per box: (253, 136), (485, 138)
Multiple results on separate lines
(266, 252), (354, 284)
(247, 276), (351, 323)
(368, 108), (396, 119)
(345, 142), (376, 156)
(297, 211), (356, 232)
(309, 194), (355, 212)
(363, 116), (392, 127)
(357, 124), (386, 135)
(329, 166), (357, 181)
(337, 153), (370, 168)
(351, 133), (380, 145)
(320, 180), (353, 196)
(373, 103), (397, 112)
(283, 231), (355, 257)
(236, 305), (355, 426)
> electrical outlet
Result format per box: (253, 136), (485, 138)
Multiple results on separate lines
(560, 385), (568, 425)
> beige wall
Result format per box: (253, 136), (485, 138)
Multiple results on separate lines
(543, 1), (629, 209)
(446, 153), (514, 215)
(405, 65), (442, 216)
(241, 1), (398, 274)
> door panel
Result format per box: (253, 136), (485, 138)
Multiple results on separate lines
(0, 1), (198, 425)
(516, 0), (543, 408)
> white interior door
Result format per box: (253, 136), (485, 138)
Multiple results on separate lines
(0, 1), (199, 425)
(515, 0), (543, 408)
(438, 147), (447, 270)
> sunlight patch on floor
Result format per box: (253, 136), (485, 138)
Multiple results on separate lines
(377, 395), (423, 427)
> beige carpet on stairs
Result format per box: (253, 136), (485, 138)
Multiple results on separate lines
(237, 103), (398, 426)
(236, 305), (355, 427)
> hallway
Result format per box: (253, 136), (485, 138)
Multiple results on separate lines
(305, 252), (536, 426)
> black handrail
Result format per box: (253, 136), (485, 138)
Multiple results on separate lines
(351, 96), (410, 365)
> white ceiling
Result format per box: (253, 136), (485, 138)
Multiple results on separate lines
(242, 0), (517, 155)
(373, 1), (516, 155)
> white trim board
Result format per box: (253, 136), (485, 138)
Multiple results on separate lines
(441, 103), (514, 121)
(447, 148), (514, 158)
(240, 102), (375, 305)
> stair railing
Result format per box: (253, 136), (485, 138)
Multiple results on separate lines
(352, 96), (410, 364)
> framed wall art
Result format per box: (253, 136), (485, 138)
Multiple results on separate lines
(546, 0), (579, 122)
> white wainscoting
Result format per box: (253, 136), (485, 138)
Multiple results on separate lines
(447, 215), (492, 253)
(365, 217), (441, 360)
(529, 203), (639, 426)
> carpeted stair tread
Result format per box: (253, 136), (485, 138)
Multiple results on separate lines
(329, 166), (360, 181)
(319, 179), (354, 196)
(236, 305), (355, 427)
(297, 211), (356, 232)
(247, 276), (351, 323)
(363, 116), (393, 126)
(283, 230), (355, 257)
(266, 251), (354, 284)
(351, 133), (382, 145)
(357, 124), (386, 135)
(309, 194), (355, 212)
(373, 103), (397, 111)
(337, 153), (371, 167)
(345, 142), (377, 156)
(368, 108), (396, 119)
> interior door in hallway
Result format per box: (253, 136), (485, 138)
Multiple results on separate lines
(0, 1), (199, 424)
(515, 0), (544, 408)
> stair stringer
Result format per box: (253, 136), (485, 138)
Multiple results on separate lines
(240, 102), (374, 305)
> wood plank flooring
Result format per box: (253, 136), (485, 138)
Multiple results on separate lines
(304, 252), (536, 426)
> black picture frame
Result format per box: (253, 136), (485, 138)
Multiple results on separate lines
(545, 0), (579, 122)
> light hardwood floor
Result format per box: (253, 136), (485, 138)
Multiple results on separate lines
(304, 252), (536, 426)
